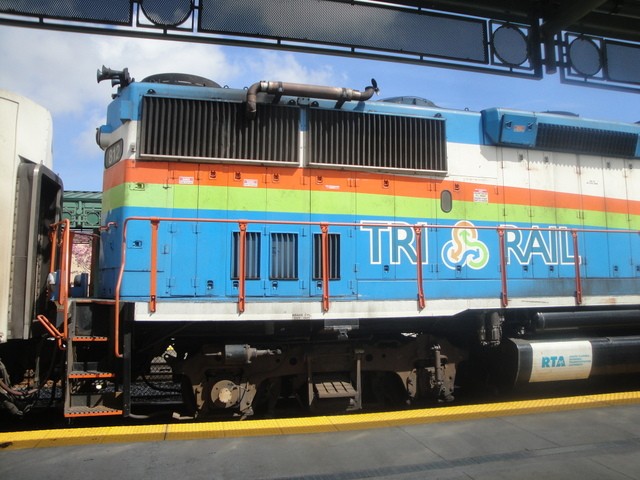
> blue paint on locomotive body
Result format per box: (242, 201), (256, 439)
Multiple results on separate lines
(100, 205), (640, 305)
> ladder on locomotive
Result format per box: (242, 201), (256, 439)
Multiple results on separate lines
(63, 299), (123, 418)
(38, 220), (125, 418)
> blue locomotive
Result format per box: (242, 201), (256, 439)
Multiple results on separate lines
(1, 67), (639, 419)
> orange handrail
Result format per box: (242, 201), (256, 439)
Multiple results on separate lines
(110, 215), (639, 358)
(498, 227), (509, 308)
(238, 222), (247, 314)
(46, 219), (71, 347)
(414, 225), (426, 310)
(572, 230), (583, 305)
(149, 219), (159, 313)
(321, 223), (330, 312)
(36, 314), (65, 350)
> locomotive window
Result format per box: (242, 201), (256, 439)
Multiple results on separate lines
(231, 231), (261, 279)
(440, 190), (452, 213)
(312, 233), (341, 280)
(270, 233), (298, 280)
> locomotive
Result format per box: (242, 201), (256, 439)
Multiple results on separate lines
(1, 67), (639, 420)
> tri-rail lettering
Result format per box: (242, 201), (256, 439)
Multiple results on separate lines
(360, 221), (578, 269)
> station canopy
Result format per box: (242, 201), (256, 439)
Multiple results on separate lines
(2, 0), (640, 92)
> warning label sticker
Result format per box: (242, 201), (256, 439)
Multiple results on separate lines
(473, 189), (488, 203)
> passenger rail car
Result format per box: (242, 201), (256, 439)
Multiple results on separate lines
(2, 67), (640, 420)
(0, 90), (62, 417)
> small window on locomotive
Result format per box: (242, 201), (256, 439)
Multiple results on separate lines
(312, 233), (341, 280)
(270, 232), (298, 280)
(440, 190), (453, 213)
(231, 231), (261, 279)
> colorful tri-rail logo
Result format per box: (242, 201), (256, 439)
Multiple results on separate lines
(359, 220), (489, 268)
(359, 220), (576, 269)
(441, 220), (490, 270)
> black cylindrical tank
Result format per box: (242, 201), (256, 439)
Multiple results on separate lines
(505, 336), (640, 385)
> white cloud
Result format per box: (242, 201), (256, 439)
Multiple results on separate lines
(0, 26), (349, 116)
(236, 50), (345, 87)
(0, 26), (240, 116)
(0, 26), (347, 190)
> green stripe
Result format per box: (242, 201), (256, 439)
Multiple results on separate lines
(103, 182), (639, 229)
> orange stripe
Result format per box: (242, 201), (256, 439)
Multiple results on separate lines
(103, 159), (639, 217)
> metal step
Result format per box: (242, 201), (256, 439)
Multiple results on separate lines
(68, 371), (116, 379)
(72, 336), (109, 342)
(64, 406), (123, 418)
(314, 381), (357, 399)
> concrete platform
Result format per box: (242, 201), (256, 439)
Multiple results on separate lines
(3, 391), (640, 479)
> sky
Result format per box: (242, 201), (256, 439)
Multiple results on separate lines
(1, 24), (640, 191)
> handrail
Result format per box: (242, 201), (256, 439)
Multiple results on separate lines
(321, 223), (330, 312)
(238, 222), (247, 313)
(36, 314), (65, 350)
(414, 225), (426, 310)
(498, 227), (508, 307)
(111, 215), (639, 358)
(47, 219), (71, 347)
(572, 229), (583, 305)
(149, 219), (159, 313)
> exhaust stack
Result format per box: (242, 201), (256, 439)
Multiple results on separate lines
(246, 79), (379, 118)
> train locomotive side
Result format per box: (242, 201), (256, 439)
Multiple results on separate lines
(3, 67), (640, 420)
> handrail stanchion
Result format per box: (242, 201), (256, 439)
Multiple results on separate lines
(414, 226), (426, 310)
(498, 227), (508, 308)
(49, 225), (59, 277)
(114, 221), (127, 358)
(238, 222), (247, 314)
(61, 223), (72, 340)
(41, 219), (73, 348)
(572, 229), (583, 305)
(149, 219), (159, 313)
(36, 314), (65, 349)
(321, 223), (330, 312)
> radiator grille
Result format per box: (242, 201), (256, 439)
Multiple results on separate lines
(270, 233), (298, 280)
(308, 109), (447, 172)
(140, 96), (299, 163)
(536, 123), (638, 158)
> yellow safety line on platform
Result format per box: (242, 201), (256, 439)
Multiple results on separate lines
(3, 390), (640, 451)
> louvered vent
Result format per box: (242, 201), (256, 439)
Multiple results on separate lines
(536, 124), (638, 158)
(270, 233), (298, 280)
(140, 96), (299, 163)
(231, 231), (261, 280)
(308, 109), (447, 172)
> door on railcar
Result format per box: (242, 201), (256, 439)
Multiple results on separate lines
(526, 150), (561, 281)
(114, 160), (173, 299)
(626, 161), (640, 277)
(603, 158), (634, 279)
(354, 171), (394, 301)
(434, 146), (501, 301)
(265, 166), (310, 298)
(551, 151), (585, 295)
(309, 169), (355, 300)
(500, 148), (534, 285)
(393, 174), (436, 301)
(224, 165), (268, 299)
(164, 163), (201, 297)
(577, 155), (609, 279)
(195, 163), (229, 298)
